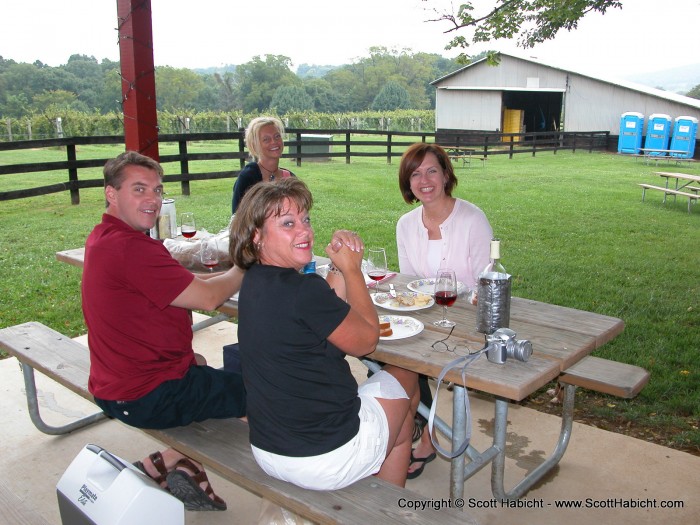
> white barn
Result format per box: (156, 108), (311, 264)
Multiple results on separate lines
(432, 53), (700, 139)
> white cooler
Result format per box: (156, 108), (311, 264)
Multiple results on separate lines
(56, 444), (184, 525)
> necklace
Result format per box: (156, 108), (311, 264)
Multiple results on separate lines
(258, 161), (279, 181)
(423, 200), (454, 226)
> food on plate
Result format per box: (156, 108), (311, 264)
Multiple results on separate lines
(379, 321), (393, 337)
(388, 292), (431, 308)
(396, 294), (415, 307)
(413, 293), (432, 306)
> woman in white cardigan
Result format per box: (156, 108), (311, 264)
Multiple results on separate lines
(396, 142), (493, 479)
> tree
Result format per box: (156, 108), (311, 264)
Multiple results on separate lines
(371, 81), (411, 111)
(233, 55), (298, 112)
(424, 0), (623, 62)
(302, 78), (349, 113)
(155, 66), (206, 111)
(687, 84), (700, 100)
(270, 85), (314, 113)
(212, 72), (238, 111)
(32, 90), (85, 112)
(324, 47), (460, 110)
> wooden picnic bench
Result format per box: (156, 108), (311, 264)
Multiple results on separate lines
(636, 148), (695, 165)
(447, 148), (486, 168)
(0, 322), (475, 525)
(639, 183), (700, 213)
(559, 356), (649, 399)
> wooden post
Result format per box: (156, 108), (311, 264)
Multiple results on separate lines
(238, 132), (246, 169)
(67, 144), (80, 205)
(5, 119), (11, 142)
(179, 139), (190, 196)
(27, 119), (32, 140)
(296, 132), (302, 167)
(387, 132), (392, 164)
(117, 0), (159, 160)
(345, 132), (351, 164)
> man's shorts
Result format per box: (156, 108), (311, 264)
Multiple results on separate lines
(95, 365), (246, 429)
(251, 369), (408, 490)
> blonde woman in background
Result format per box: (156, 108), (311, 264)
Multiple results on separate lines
(231, 116), (295, 214)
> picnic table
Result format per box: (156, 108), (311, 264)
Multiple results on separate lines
(637, 148), (693, 165)
(638, 172), (700, 212)
(446, 147), (486, 168)
(52, 249), (647, 503)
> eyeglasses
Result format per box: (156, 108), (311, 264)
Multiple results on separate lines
(430, 326), (476, 356)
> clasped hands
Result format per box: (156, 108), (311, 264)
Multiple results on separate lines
(325, 229), (364, 274)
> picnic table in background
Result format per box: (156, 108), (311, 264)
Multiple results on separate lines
(446, 147), (487, 168)
(637, 148), (691, 165)
(638, 172), (700, 213)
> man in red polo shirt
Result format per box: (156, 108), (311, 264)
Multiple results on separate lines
(82, 151), (244, 511)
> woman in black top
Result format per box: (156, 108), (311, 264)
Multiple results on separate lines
(229, 178), (419, 489)
(231, 116), (294, 214)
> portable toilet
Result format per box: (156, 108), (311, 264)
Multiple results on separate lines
(643, 114), (672, 155)
(669, 116), (698, 158)
(617, 112), (644, 154)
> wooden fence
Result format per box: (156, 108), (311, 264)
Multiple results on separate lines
(0, 129), (609, 204)
(436, 129), (611, 157)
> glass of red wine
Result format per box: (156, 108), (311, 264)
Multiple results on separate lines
(434, 268), (458, 328)
(366, 248), (388, 294)
(200, 237), (219, 272)
(180, 212), (196, 241)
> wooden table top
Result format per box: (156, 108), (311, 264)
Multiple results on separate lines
(56, 248), (624, 402)
(654, 172), (700, 182)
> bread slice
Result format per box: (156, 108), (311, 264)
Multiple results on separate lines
(379, 321), (393, 337)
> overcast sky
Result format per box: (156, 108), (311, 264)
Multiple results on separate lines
(2, 0), (699, 80)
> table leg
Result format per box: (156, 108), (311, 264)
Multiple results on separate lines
(491, 384), (576, 501)
(21, 363), (106, 435)
(450, 385), (467, 501)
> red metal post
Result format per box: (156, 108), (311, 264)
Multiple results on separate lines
(117, 0), (159, 160)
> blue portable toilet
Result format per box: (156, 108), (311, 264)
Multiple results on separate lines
(643, 114), (672, 155)
(669, 116), (698, 158)
(618, 112), (644, 154)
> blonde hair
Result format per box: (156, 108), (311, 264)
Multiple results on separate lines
(245, 116), (285, 160)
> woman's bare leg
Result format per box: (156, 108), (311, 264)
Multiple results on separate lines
(374, 366), (419, 487)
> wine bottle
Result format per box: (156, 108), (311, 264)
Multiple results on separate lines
(476, 239), (512, 334)
(487, 239), (508, 278)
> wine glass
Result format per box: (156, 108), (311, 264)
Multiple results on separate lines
(180, 212), (196, 241)
(366, 248), (388, 294)
(200, 237), (219, 272)
(434, 268), (458, 328)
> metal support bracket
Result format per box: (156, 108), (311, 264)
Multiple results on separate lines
(20, 363), (106, 435)
(450, 383), (576, 501)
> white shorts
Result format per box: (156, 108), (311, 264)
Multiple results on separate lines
(251, 370), (408, 490)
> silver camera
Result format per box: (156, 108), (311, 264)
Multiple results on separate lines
(485, 328), (533, 364)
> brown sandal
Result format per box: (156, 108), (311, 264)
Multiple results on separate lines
(166, 458), (226, 511)
(133, 451), (169, 489)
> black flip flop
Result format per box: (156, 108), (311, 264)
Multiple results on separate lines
(412, 416), (427, 443)
(166, 459), (227, 511)
(406, 448), (437, 480)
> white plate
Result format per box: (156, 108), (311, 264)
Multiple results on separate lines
(372, 291), (434, 311)
(379, 315), (424, 340)
(407, 278), (468, 296)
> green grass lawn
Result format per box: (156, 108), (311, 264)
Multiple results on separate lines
(0, 146), (698, 452)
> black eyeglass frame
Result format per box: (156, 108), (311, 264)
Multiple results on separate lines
(430, 325), (478, 355)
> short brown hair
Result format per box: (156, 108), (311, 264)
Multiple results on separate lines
(397, 143), (457, 204)
(229, 178), (313, 269)
(103, 151), (163, 207)
(245, 116), (285, 160)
